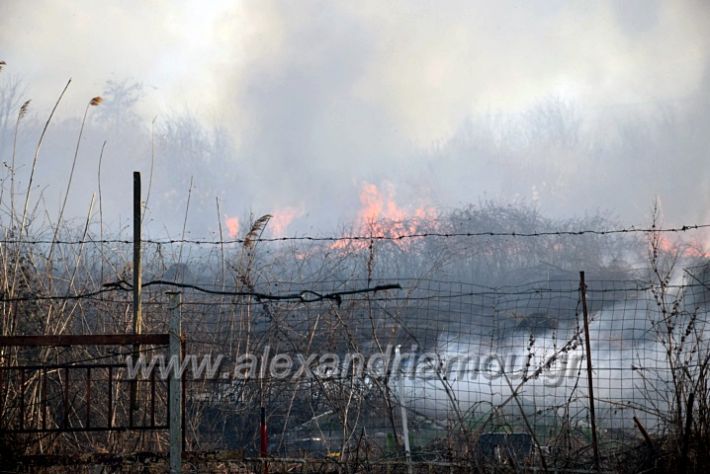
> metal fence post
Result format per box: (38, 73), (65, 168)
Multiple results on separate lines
(168, 292), (182, 474)
(580, 271), (601, 472)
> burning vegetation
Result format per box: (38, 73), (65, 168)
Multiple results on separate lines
(1, 63), (710, 473)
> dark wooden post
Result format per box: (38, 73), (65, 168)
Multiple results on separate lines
(133, 171), (142, 335)
(131, 172), (142, 411)
(580, 271), (601, 472)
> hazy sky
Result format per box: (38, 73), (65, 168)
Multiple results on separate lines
(1, 0), (709, 236)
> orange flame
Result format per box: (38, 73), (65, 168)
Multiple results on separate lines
(225, 216), (240, 238)
(270, 207), (303, 238)
(655, 235), (709, 258)
(332, 182), (437, 250)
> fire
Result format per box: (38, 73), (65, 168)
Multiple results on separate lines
(270, 207), (303, 238)
(656, 235), (675, 254)
(224, 208), (302, 240)
(332, 182), (437, 250)
(225, 216), (240, 238)
(655, 234), (709, 258)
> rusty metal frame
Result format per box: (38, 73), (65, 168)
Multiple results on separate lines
(0, 333), (172, 435)
(0, 334), (169, 346)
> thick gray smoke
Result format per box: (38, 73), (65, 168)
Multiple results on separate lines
(0, 0), (709, 237)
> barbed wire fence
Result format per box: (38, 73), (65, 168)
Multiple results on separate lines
(0, 224), (708, 472)
(166, 274), (706, 470)
(0, 221), (706, 246)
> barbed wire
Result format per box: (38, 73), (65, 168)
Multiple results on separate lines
(0, 223), (708, 246)
(3, 278), (708, 305)
(0, 280), (402, 304)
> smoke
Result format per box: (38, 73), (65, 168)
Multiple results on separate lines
(1, 0), (709, 235)
(400, 298), (683, 432)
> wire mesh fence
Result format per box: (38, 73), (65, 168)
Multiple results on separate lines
(161, 271), (708, 471)
(1, 245), (709, 472)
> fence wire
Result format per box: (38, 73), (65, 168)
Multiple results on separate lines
(163, 274), (708, 468)
(2, 269), (710, 471)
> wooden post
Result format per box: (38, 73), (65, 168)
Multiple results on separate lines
(580, 271), (601, 472)
(133, 171), (142, 334)
(131, 172), (143, 411)
(168, 291), (182, 474)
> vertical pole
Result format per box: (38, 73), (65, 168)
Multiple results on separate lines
(19, 369), (25, 431)
(181, 338), (187, 452)
(131, 172), (142, 411)
(680, 392), (695, 474)
(396, 347), (413, 474)
(150, 370), (156, 428)
(107, 366), (113, 429)
(260, 406), (269, 474)
(400, 388), (413, 474)
(42, 368), (47, 431)
(86, 367), (91, 429)
(133, 171), (142, 334)
(63, 366), (69, 429)
(580, 271), (601, 472)
(168, 291), (182, 474)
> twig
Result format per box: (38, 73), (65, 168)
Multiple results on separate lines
(97, 140), (107, 284)
(48, 96), (101, 265)
(176, 176), (193, 277)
